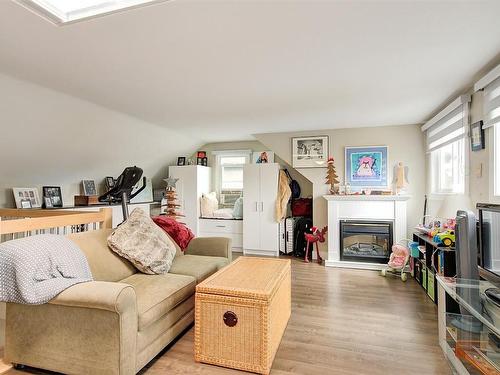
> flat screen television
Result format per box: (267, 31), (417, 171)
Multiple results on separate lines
(478, 203), (500, 286)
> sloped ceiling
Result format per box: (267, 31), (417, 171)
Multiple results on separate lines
(0, 1), (499, 142)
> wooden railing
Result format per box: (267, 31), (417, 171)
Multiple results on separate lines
(0, 208), (112, 238)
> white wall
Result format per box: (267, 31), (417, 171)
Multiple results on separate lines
(0, 73), (202, 207)
(255, 125), (425, 258)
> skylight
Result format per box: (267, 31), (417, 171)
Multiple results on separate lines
(17, 0), (167, 24)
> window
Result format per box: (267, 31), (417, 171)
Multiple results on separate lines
(482, 75), (500, 195)
(214, 150), (250, 208)
(430, 139), (465, 194)
(16, 0), (166, 24)
(422, 95), (470, 195)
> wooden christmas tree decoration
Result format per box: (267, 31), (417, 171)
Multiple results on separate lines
(326, 157), (339, 194)
(162, 177), (185, 220)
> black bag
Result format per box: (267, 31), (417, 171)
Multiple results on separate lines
(284, 169), (301, 199)
(293, 217), (313, 259)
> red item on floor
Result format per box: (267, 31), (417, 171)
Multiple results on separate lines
(152, 216), (195, 250)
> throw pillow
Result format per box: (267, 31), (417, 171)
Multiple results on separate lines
(152, 215), (194, 250)
(108, 208), (177, 274)
(200, 191), (218, 217)
(233, 196), (243, 219)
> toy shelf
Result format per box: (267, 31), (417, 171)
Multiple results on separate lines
(412, 232), (457, 304)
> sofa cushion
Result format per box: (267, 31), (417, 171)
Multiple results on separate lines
(108, 208), (177, 274)
(169, 255), (229, 283)
(121, 273), (195, 330)
(67, 229), (136, 282)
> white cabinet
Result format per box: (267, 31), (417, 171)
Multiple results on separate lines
(168, 165), (211, 236)
(199, 218), (243, 250)
(243, 163), (280, 256)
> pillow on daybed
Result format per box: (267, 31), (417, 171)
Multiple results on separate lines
(200, 192), (218, 218)
(107, 208), (177, 274)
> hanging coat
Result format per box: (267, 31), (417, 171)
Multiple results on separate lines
(276, 169), (292, 222)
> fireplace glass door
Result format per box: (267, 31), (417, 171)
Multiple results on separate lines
(340, 220), (393, 263)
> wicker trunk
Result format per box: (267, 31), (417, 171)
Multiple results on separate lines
(195, 257), (291, 374)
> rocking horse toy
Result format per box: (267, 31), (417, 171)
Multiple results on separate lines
(304, 226), (327, 263)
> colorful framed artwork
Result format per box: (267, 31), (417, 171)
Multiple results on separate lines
(291, 135), (329, 168)
(345, 146), (388, 187)
(470, 121), (485, 151)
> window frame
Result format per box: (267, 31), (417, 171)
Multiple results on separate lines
(213, 150), (251, 195)
(429, 138), (467, 195)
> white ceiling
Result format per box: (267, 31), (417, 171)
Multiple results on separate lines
(0, 0), (499, 142)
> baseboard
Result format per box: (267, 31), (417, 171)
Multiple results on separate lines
(243, 249), (278, 257)
(325, 260), (387, 271)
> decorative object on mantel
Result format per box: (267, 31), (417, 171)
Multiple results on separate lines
(42, 186), (63, 208)
(345, 146), (388, 188)
(325, 157), (339, 194)
(470, 120), (485, 151)
(161, 177), (184, 220)
(81, 180), (97, 196)
(304, 226), (327, 264)
(12, 187), (41, 208)
(291, 135), (329, 168)
(392, 162), (409, 195)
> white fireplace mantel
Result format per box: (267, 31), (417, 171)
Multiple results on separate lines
(323, 194), (411, 270)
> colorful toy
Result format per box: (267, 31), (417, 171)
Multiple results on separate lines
(433, 229), (455, 247)
(304, 226), (327, 264)
(381, 241), (411, 281)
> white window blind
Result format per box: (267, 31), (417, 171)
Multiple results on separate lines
(421, 95), (471, 153)
(483, 76), (500, 130)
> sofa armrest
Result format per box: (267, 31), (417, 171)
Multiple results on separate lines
(50, 281), (136, 314)
(185, 237), (232, 261)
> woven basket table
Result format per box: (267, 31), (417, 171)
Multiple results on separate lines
(194, 256), (291, 374)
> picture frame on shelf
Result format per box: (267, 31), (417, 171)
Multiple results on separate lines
(252, 151), (274, 164)
(345, 146), (388, 188)
(470, 121), (485, 151)
(82, 180), (97, 196)
(197, 157), (203, 165)
(12, 187), (41, 208)
(197, 151), (207, 159)
(202, 157), (208, 166)
(44, 197), (53, 208)
(291, 135), (329, 168)
(43, 186), (63, 208)
(105, 176), (115, 191)
(20, 199), (32, 209)
(177, 157), (186, 166)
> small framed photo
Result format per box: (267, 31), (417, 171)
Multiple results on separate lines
(177, 157), (186, 166)
(197, 157), (203, 165)
(202, 157), (208, 166)
(12, 187), (41, 208)
(197, 151), (207, 159)
(105, 177), (115, 191)
(20, 199), (32, 209)
(43, 186), (63, 208)
(44, 197), (53, 208)
(292, 135), (329, 168)
(253, 151), (274, 164)
(470, 121), (485, 151)
(82, 180), (97, 196)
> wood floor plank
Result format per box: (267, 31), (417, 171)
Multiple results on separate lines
(7, 256), (451, 375)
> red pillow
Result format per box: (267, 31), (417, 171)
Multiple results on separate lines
(152, 216), (194, 250)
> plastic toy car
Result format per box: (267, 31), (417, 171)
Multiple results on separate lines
(433, 229), (455, 247)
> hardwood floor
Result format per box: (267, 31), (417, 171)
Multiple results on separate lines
(8, 257), (451, 375)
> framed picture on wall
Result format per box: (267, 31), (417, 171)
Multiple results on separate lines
(12, 187), (41, 208)
(291, 135), (329, 168)
(470, 121), (485, 151)
(345, 146), (388, 188)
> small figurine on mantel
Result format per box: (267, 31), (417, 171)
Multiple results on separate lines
(392, 162), (409, 195)
(326, 157), (340, 194)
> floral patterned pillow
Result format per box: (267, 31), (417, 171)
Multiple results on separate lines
(107, 208), (177, 274)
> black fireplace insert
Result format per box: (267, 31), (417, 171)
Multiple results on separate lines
(340, 220), (393, 263)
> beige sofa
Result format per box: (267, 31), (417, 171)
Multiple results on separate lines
(5, 229), (231, 375)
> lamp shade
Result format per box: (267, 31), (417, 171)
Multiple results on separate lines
(436, 194), (474, 220)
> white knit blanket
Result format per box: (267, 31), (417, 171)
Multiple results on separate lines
(0, 234), (93, 304)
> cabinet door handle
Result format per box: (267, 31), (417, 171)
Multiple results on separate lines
(216, 225), (226, 228)
(260, 202), (264, 212)
(255, 202), (258, 212)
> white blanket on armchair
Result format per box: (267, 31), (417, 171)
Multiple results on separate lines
(0, 234), (93, 304)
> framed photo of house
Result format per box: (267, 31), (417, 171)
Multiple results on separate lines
(291, 135), (329, 168)
(43, 186), (63, 208)
(82, 180), (97, 196)
(12, 187), (41, 208)
(470, 121), (485, 151)
(345, 146), (388, 188)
